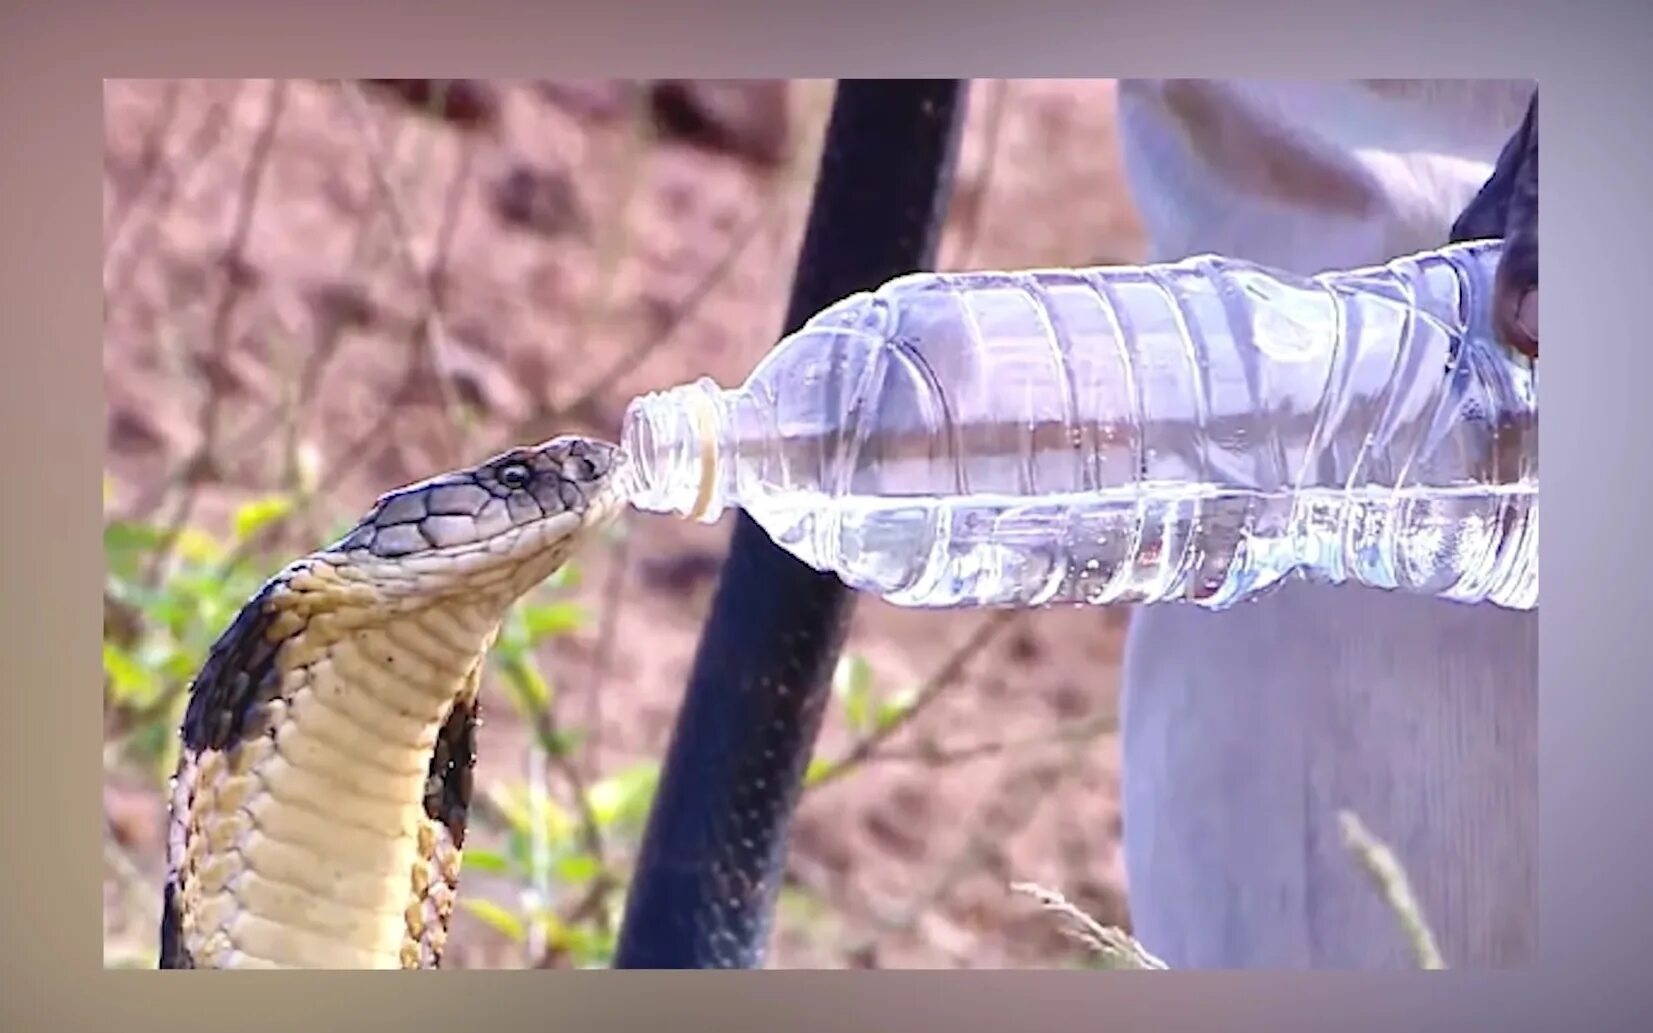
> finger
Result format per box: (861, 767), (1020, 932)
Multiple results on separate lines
(1496, 284), (1538, 360)
(1494, 217), (1537, 358)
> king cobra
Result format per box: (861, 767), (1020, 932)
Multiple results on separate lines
(159, 435), (626, 969)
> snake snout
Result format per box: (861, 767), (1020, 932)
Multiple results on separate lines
(530, 434), (627, 521)
(333, 436), (625, 562)
(541, 433), (619, 481)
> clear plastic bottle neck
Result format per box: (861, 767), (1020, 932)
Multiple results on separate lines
(620, 376), (738, 523)
(620, 299), (891, 526)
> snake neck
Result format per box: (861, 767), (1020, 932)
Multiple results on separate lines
(168, 571), (508, 969)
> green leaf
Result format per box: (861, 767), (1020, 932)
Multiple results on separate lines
(777, 884), (834, 925)
(538, 803), (578, 848)
(874, 687), (918, 732)
(522, 601), (585, 641)
(545, 562), (583, 591)
(535, 910), (617, 967)
(833, 654), (875, 733)
(587, 763), (660, 828)
(494, 607), (530, 658)
(804, 757), (838, 787)
(103, 642), (159, 705)
(462, 848), (512, 876)
(489, 782), (577, 845)
(554, 852), (603, 885)
(502, 660), (554, 717)
(232, 495), (295, 544)
(104, 520), (168, 556)
(485, 783), (533, 835)
(459, 898), (526, 943)
(172, 527), (224, 564)
(172, 568), (233, 602)
(160, 648), (201, 684)
(534, 725), (582, 759)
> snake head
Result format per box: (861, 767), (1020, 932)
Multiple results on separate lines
(321, 435), (626, 607)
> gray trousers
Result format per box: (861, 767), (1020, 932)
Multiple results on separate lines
(1113, 80), (1538, 968)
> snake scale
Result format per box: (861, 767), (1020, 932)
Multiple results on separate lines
(159, 435), (625, 969)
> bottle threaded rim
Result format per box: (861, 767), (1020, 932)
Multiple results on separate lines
(618, 377), (728, 523)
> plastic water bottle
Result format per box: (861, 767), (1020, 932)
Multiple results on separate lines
(618, 240), (1537, 611)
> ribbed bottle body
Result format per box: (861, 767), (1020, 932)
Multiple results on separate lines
(622, 241), (1536, 610)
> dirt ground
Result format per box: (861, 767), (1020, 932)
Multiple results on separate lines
(101, 78), (1149, 969)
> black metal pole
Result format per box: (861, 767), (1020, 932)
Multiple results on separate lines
(612, 79), (967, 969)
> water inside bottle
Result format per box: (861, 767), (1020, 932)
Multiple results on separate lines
(742, 480), (1536, 611)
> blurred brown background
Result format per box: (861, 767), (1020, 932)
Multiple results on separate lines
(101, 78), (1147, 969)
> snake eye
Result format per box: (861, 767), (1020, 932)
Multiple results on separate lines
(497, 462), (532, 490)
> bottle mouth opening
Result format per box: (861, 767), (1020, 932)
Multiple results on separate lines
(618, 378), (727, 523)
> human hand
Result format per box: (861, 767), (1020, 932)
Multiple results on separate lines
(1450, 90), (1538, 359)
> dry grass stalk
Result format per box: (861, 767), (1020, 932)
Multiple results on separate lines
(1338, 809), (1447, 969)
(1010, 881), (1167, 970)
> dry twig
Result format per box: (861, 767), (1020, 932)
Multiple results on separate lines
(103, 80), (184, 253)
(141, 79), (289, 590)
(867, 709), (1117, 770)
(547, 197), (782, 424)
(808, 611), (1019, 791)
(338, 80), (471, 464)
(104, 80), (249, 301)
(1338, 809), (1447, 969)
(208, 88), (480, 577)
(833, 721), (1099, 964)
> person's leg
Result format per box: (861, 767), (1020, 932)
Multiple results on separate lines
(1121, 585), (1536, 967)
(1111, 79), (1538, 968)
